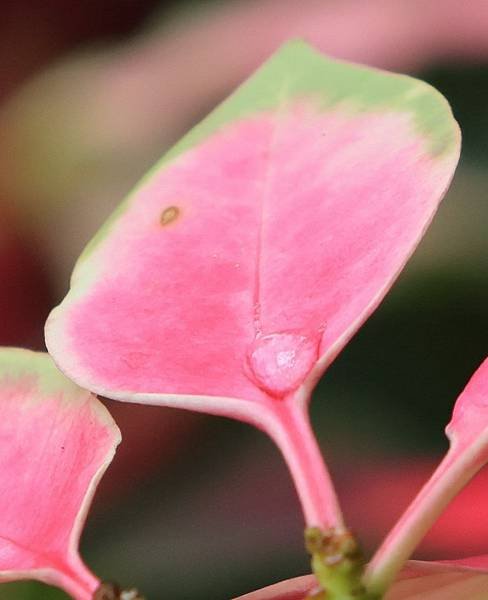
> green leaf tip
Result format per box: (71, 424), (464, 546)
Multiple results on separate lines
(269, 40), (459, 155)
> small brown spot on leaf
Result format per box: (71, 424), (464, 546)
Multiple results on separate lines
(160, 205), (180, 226)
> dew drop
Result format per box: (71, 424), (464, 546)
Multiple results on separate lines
(246, 331), (320, 398)
(160, 205), (180, 226)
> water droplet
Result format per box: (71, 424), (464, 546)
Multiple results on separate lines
(160, 205), (179, 226)
(246, 331), (320, 398)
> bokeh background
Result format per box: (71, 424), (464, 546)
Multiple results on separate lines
(1, 1), (487, 598)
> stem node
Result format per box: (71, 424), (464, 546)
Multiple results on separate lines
(305, 527), (379, 600)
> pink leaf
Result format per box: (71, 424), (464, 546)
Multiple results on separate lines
(0, 348), (120, 599)
(46, 40), (459, 418)
(46, 41), (460, 529)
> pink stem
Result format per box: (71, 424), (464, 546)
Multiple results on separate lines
(364, 441), (482, 595)
(267, 399), (344, 531)
(53, 560), (99, 600)
(61, 579), (95, 600)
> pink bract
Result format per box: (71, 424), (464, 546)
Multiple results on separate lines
(0, 348), (120, 600)
(45, 41), (460, 419)
(49, 107), (455, 406)
(46, 42), (460, 530)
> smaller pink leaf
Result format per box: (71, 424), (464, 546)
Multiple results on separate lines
(0, 348), (121, 599)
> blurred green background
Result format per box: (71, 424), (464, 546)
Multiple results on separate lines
(0, 1), (487, 598)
